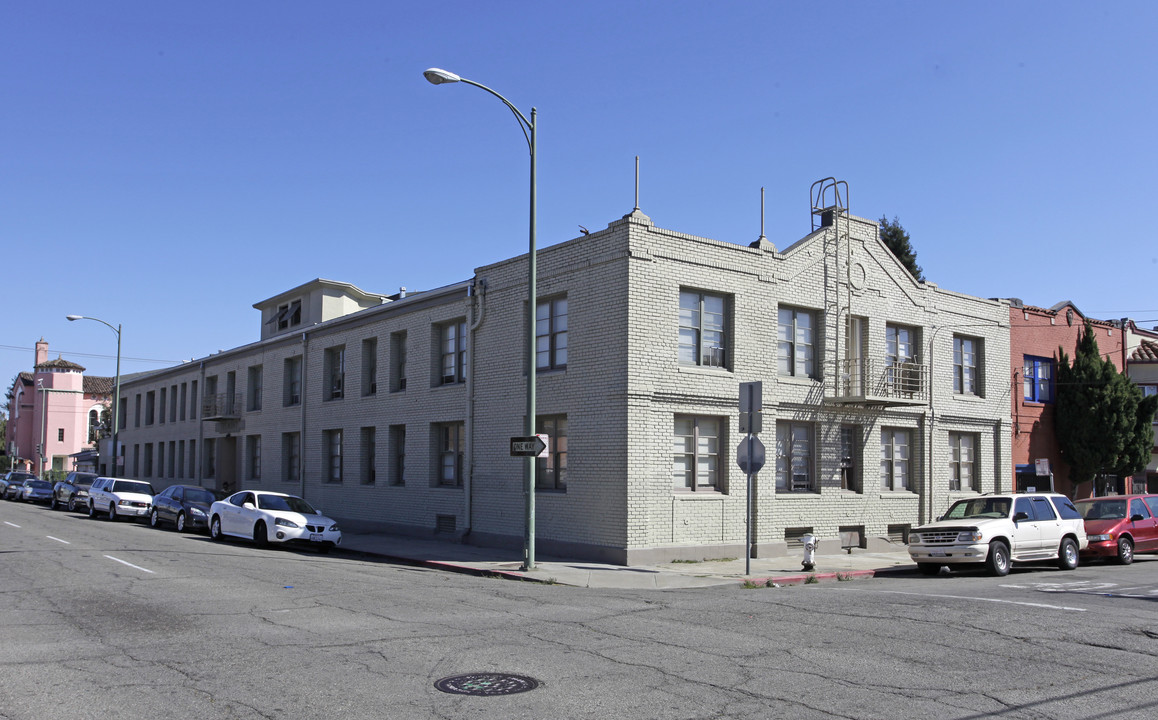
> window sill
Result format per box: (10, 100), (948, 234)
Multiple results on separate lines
(536, 367), (567, 377)
(774, 490), (820, 497)
(951, 393), (985, 402)
(671, 490), (727, 499)
(535, 487), (567, 494)
(1021, 401), (1050, 407)
(677, 365), (732, 377)
(879, 491), (919, 499)
(777, 375), (821, 386)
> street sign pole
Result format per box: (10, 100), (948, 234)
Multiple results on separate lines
(738, 382), (764, 577)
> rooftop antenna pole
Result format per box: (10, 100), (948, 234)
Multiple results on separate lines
(758, 187), (767, 242)
(634, 156), (640, 212)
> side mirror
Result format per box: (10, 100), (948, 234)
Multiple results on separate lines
(243, 502), (256, 511)
(1014, 511), (1030, 522)
(1130, 514), (1145, 522)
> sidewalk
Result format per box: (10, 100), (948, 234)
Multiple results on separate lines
(337, 531), (918, 589)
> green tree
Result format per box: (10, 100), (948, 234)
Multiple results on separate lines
(1055, 322), (1158, 493)
(878, 215), (924, 282)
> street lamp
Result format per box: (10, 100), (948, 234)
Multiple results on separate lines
(424, 67), (540, 570)
(66, 315), (121, 476)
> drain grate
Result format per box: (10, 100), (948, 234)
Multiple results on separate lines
(434, 672), (541, 696)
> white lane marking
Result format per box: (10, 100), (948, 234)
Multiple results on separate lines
(46, 536), (70, 544)
(104, 555), (155, 574)
(4, 521), (20, 528)
(872, 589), (1087, 612)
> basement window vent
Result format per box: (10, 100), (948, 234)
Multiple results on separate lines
(784, 527), (813, 548)
(887, 524), (910, 544)
(435, 514), (457, 534)
(839, 525), (866, 550)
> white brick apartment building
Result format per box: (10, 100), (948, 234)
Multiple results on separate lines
(116, 187), (1011, 564)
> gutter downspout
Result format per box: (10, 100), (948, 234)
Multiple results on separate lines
(300, 330), (309, 499)
(464, 278), (487, 538)
(198, 362), (205, 484)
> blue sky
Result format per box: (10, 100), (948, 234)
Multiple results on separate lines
(4, 1), (1157, 393)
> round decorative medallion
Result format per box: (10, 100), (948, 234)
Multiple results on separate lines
(849, 262), (866, 290)
(434, 672), (541, 696)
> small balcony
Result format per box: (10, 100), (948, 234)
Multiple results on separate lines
(201, 392), (242, 420)
(829, 358), (928, 406)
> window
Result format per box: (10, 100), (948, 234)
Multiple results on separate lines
(886, 324), (919, 396)
(881, 428), (911, 491)
(144, 443), (154, 477)
(190, 380), (197, 419)
(949, 433), (976, 491)
(1023, 356), (1053, 403)
(146, 391), (156, 425)
(778, 307), (816, 378)
(840, 425), (860, 492)
(133, 445), (140, 476)
(134, 394), (141, 427)
(390, 331), (407, 391)
(284, 356), (302, 406)
(953, 336), (980, 395)
(673, 415), (722, 491)
(57, 428), (65, 442)
(679, 290), (727, 368)
(205, 438), (216, 479)
(536, 415), (568, 491)
(440, 321), (467, 385)
(360, 427), (376, 485)
(88, 409), (101, 442)
(177, 441), (185, 479)
(389, 425), (406, 486)
(156, 443), (164, 479)
(436, 422), (465, 486)
(325, 429), (343, 483)
(187, 439), (196, 478)
(536, 297), (568, 371)
(775, 422), (813, 492)
(170, 385), (178, 423)
(324, 346), (345, 401)
(282, 432), (300, 483)
(179, 383), (187, 421)
(168, 441), (176, 478)
(247, 365), (263, 411)
(362, 338), (378, 396)
(276, 299), (302, 330)
(247, 435), (261, 481)
(159, 388), (166, 424)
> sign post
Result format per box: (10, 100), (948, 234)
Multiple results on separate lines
(737, 382), (764, 576)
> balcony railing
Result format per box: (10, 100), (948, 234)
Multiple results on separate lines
(830, 358), (928, 406)
(201, 392), (242, 420)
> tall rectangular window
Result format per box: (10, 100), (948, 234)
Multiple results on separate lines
(778, 307), (816, 378)
(775, 422), (813, 492)
(145, 391), (156, 425)
(134, 394), (141, 427)
(436, 422), (465, 486)
(247, 435), (262, 481)
(205, 438), (217, 479)
(881, 428), (911, 491)
(362, 338), (378, 396)
(284, 356), (302, 406)
(247, 365), (263, 411)
(276, 299), (302, 330)
(536, 297), (568, 371)
(536, 415), (568, 491)
(188, 440), (196, 478)
(179, 383), (187, 421)
(949, 432), (975, 491)
(673, 415), (722, 491)
(390, 331), (408, 391)
(324, 346), (345, 401)
(440, 321), (467, 385)
(1023, 356), (1053, 403)
(155, 443), (164, 478)
(886, 324), (919, 396)
(158, 388), (166, 424)
(325, 429), (343, 483)
(389, 424), (406, 486)
(170, 385), (178, 423)
(168, 441), (176, 478)
(133, 444), (140, 476)
(190, 380), (197, 419)
(282, 432), (300, 483)
(678, 290), (727, 368)
(840, 425), (860, 492)
(144, 443), (154, 477)
(360, 427), (376, 485)
(953, 336), (980, 395)
(177, 441), (185, 479)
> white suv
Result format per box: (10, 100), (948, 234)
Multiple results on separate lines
(87, 477), (156, 522)
(908, 493), (1087, 576)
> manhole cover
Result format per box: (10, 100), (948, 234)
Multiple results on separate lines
(434, 672), (541, 696)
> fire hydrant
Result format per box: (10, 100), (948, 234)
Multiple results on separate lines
(801, 534), (818, 571)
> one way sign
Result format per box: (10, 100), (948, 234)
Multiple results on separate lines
(510, 435), (549, 458)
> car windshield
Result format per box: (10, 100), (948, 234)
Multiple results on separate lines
(257, 494), (318, 514)
(112, 480), (154, 495)
(1075, 499), (1127, 520)
(943, 497), (1012, 520)
(29, 481), (52, 489)
(186, 488), (224, 504)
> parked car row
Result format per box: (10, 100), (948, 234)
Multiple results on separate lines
(12, 474), (343, 552)
(908, 492), (1158, 576)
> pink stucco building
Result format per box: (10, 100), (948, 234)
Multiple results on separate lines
(4, 339), (113, 476)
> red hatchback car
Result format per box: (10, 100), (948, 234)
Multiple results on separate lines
(1074, 494), (1158, 565)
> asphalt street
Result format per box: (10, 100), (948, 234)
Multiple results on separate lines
(2, 500), (1157, 719)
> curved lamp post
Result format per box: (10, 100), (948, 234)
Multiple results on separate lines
(424, 67), (539, 570)
(66, 315), (121, 476)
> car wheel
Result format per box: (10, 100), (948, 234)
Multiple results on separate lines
(176, 513), (187, 533)
(1116, 537), (1134, 565)
(150, 509), (160, 528)
(68, 497), (77, 512)
(253, 521), (268, 547)
(108, 504), (118, 522)
(88, 502), (98, 519)
(1057, 538), (1079, 570)
(916, 563), (941, 576)
(986, 541), (1010, 577)
(49, 496), (58, 511)
(210, 516), (223, 541)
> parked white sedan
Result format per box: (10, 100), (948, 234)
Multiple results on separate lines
(209, 491), (342, 551)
